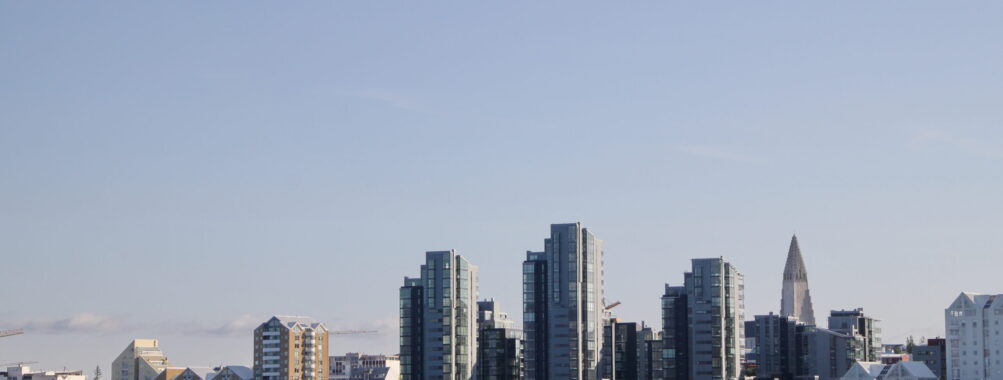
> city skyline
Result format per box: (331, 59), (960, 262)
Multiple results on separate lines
(4, 1), (1003, 375)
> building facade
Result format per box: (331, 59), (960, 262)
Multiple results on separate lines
(112, 339), (171, 380)
(399, 250), (479, 380)
(599, 319), (639, 380)
(522, 223), (605, 380)
(639, 326), (664, 380)
(476, 300), (522, 380)
(662, 285), (689, 380)
(945, 293), (1003, 380)
(829, 309), (882, 362)
(253, 316), (330, 380)
(662, 258), (745, 380)
(780, 235), (815, 325)
(328, 353), (399, 380)
(2, 366), (86, 380)
(753, 313), (807, 380)
(912, 339), (947, 380)
(804, 326), (866, 380)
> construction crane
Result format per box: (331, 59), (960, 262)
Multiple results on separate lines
(0, 330), (24, 339)
(329, 330), (378, 335)
(604, 301), (622, 311)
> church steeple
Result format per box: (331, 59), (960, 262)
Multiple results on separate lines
(780, 234), (815, 325)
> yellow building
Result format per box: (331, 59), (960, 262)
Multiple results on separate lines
(253, 316), (329, 380)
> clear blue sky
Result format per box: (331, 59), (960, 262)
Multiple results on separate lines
(3, 0), (1003, 372)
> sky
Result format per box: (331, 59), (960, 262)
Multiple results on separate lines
(3, 0), (1003, 373)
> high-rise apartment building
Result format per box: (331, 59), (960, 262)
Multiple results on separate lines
(780, 235), (815, 325)
(753, 313), (807, 380)
(112, 339), (171, 380)
(662, 285), (689, 380)
(829, 309), (881, 362)
(399, 250), (479, 380)
(476, 299), (522, 380)
(945, 293), (1003, 380)
(662, 258), (745, 380)
(522, 223), (605, 380)
(639, 326), (664, 380)
(599, 319), (639, 380)
(328, 353), (399, 380)
(253, 316), (330, 380)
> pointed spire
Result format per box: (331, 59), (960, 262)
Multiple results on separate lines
(781, 233), (815, 325)
(783, 234), (807, 281)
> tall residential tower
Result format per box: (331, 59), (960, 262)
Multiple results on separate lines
(399, 250), (479, 380)
(523, 223), (605, 380)
(780, 235), (815, 325)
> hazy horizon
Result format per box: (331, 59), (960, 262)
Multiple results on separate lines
(3, 1), (1003, 373)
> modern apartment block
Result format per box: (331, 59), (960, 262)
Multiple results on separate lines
(522, 223), (605, 380)
(662, 284), (689, 380)
(328, 353), (399, 380)
(753, 313), (807, 380)
(945, 292), (1003, 380)
(639, 326), (664, 380)
(803, 326), (866, 380)
(112, 339), (171, 380)
(399, 250), (479, 380)
(829, 309), (882, 362)
(476, 299), (523, 380)
(912, 339), (947, 380)
(253, 316), (330, 380)
(661, 258), (745, 380)
(599, 319), (639, 380)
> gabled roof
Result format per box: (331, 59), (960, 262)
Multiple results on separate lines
(894, 362), (937, 379)
(273, 316), (327, 331)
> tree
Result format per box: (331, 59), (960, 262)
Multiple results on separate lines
(94, 366), (103, 380)
(906, 336), (916, 354)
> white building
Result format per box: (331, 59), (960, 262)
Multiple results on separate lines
(2, 366), (86, 380)
(329, 353), (399, 380)
(112, 339), (171, 380)
(840, 361), (937, 380)
(945, 293), (1003, 380)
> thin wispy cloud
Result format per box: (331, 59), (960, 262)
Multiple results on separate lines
(19, 313), (132, 335)
(909, 128), (1002, 159)
(676, 144), (763, 163)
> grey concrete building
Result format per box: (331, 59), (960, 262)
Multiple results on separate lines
(476, 299), (522, 380)
(803, 326), (865, 380)
(828, 309), (881, 362)
(911, 339), (946, 380)
(780, 235), (815, 325)
(522, 223), (605, 380)
(399, 250), (479, 380)
(662, 258), (745, 380)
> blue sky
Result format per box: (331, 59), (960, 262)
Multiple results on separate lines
(3, 0), (1003, 372)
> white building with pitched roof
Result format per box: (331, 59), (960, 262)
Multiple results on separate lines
(945, 292), (1003, 380)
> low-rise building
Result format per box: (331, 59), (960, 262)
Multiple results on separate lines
(840, 361), (937, 380)
(328, 353), (399, 380)
(112, 339), (171, 380)
(911, 339), (946, 380)
(1, 366), (86, 380)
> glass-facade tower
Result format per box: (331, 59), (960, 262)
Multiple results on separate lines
(523, 223), (605, 380)
(400, 250), (479, 380)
